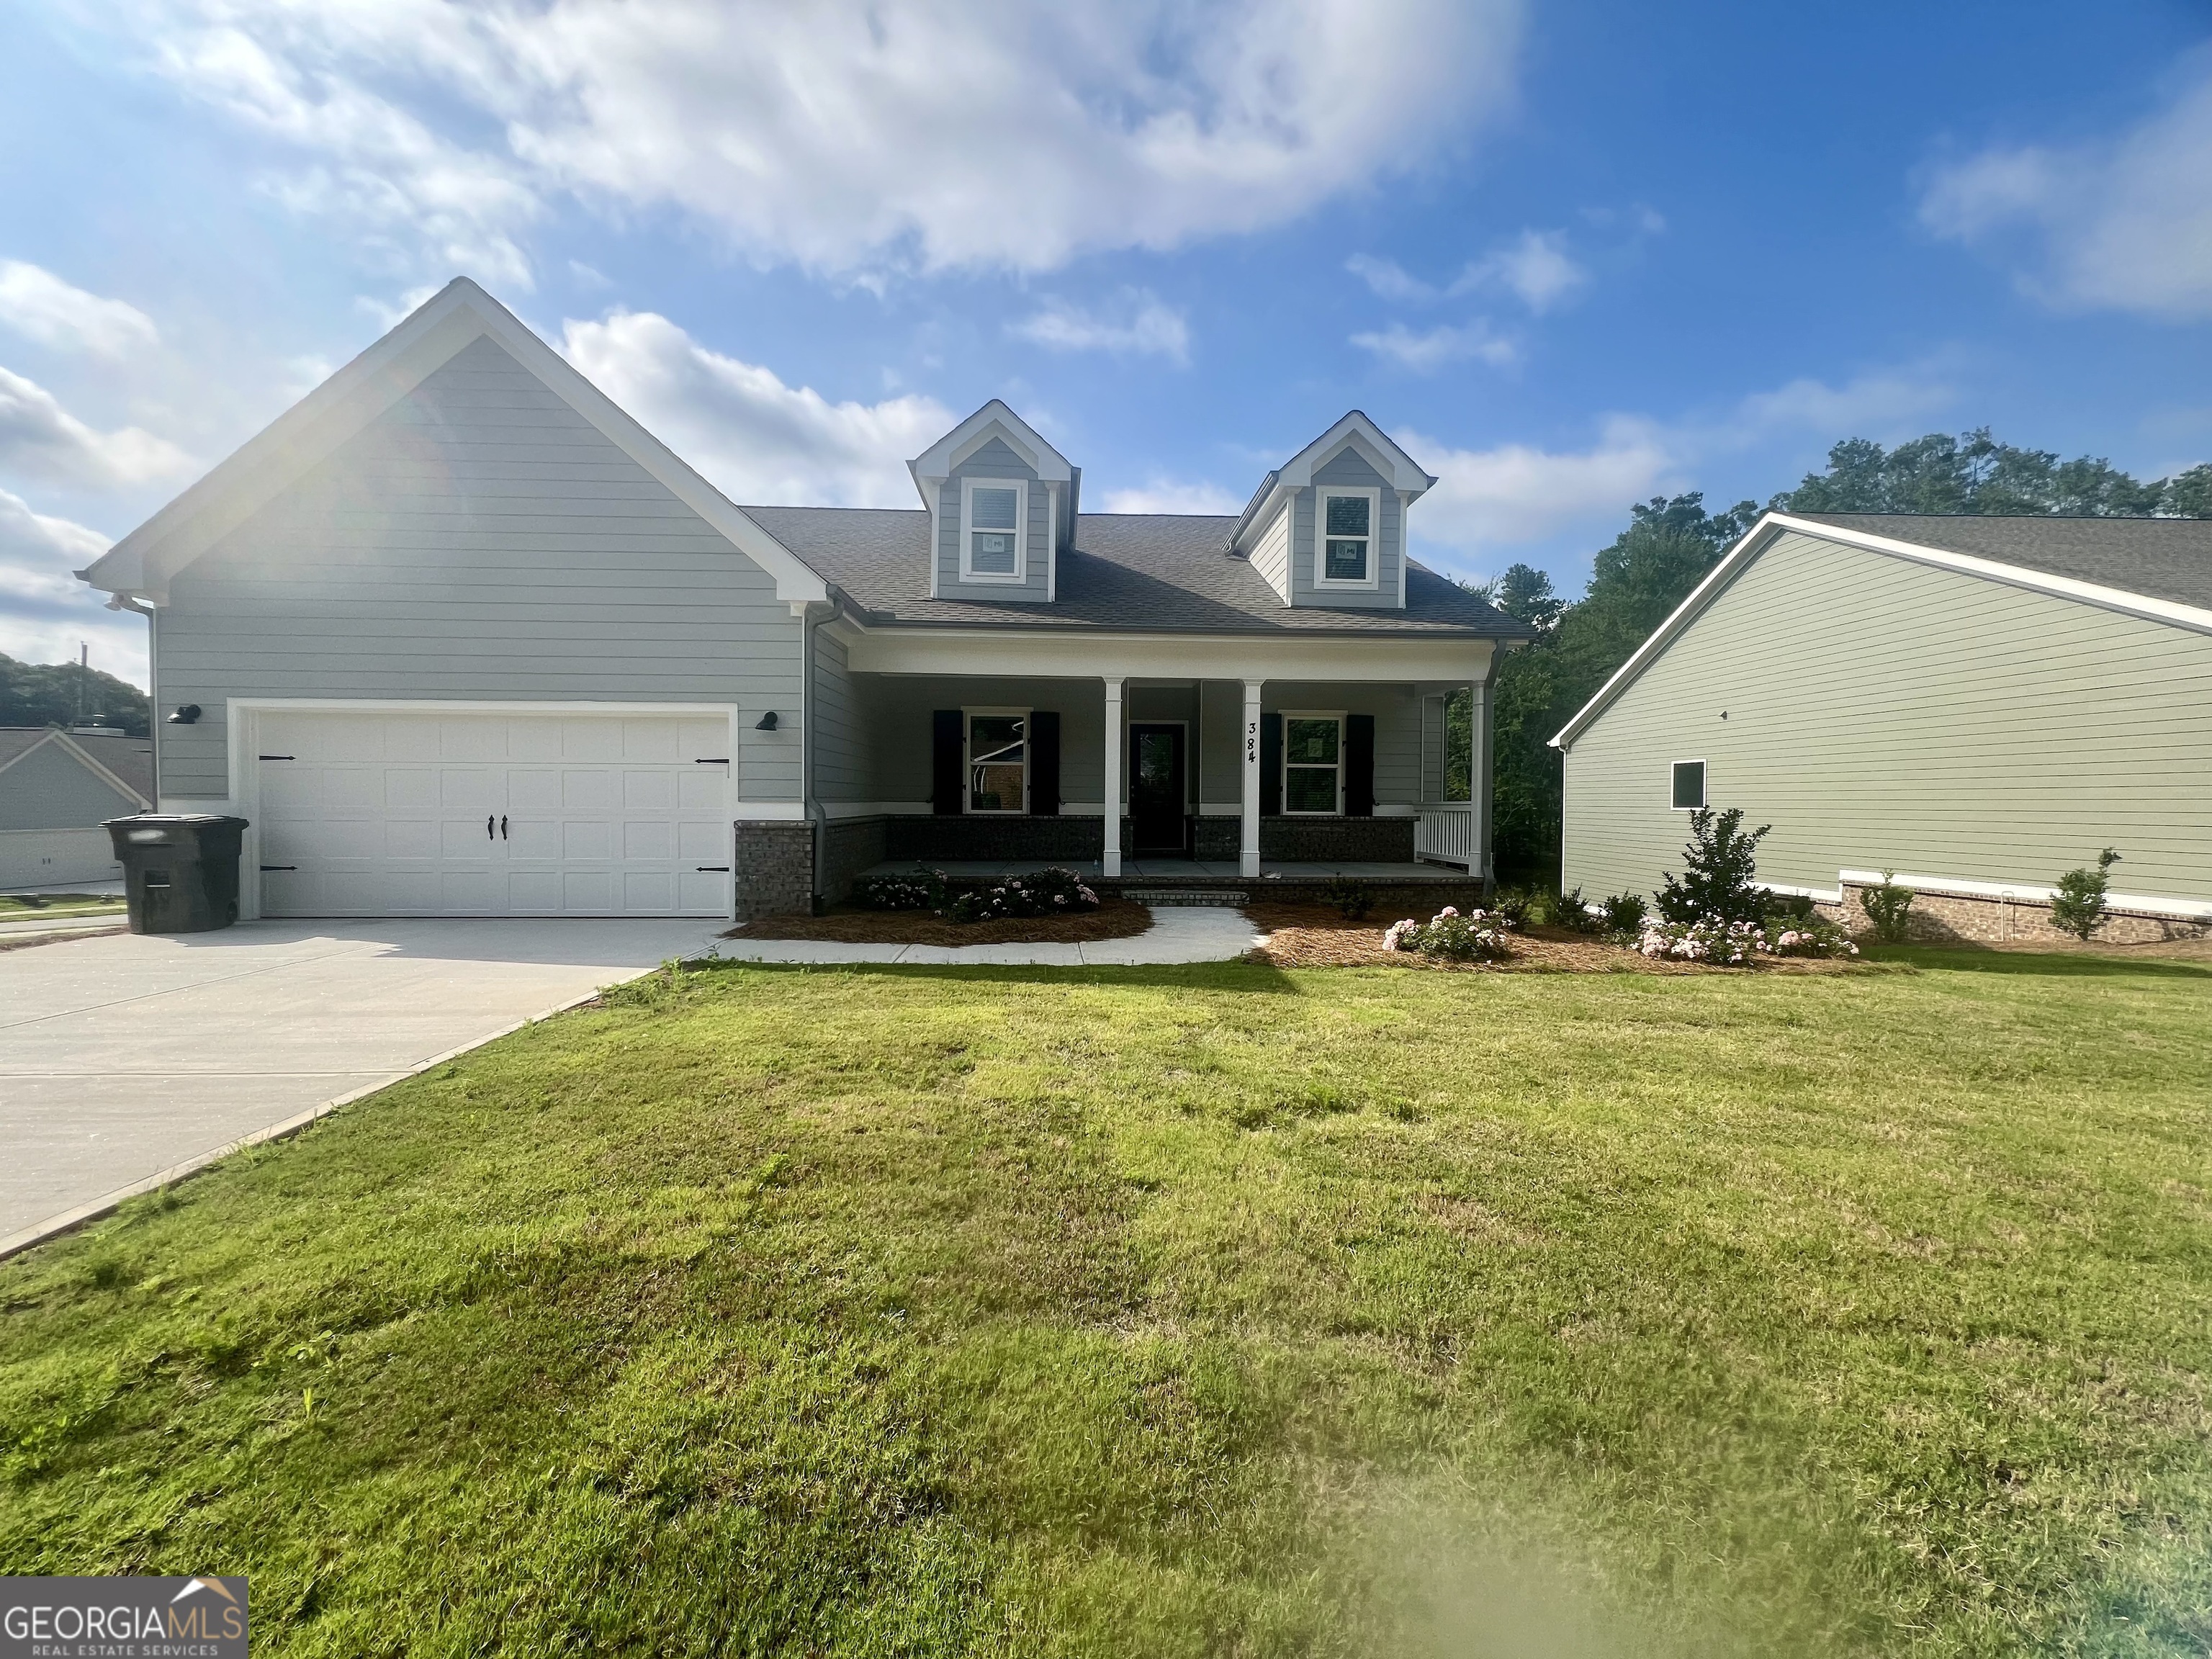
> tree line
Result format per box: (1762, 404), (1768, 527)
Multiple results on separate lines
(0, 652), (152, 735)
(1451, 429), (2212, 881)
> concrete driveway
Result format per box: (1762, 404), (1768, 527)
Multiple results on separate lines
(0, 919), (723, 1254)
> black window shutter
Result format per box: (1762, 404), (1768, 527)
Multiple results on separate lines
(1029, 710), (1060, 817)
(932, 710), (963, 815)
(1259, 713), (1282, 815)
(1345, 714), (1375, 817)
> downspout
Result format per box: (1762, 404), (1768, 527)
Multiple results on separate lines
(106, 593), (158, 804)
(801, 598), (834, 916)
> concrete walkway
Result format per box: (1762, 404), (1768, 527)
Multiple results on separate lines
(714, 904), (1265, 966)
(0, 918), (722, 1254)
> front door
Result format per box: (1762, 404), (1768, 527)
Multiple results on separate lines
(1128, 724), (1187, 856)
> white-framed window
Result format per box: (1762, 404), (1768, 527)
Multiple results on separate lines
(966, 708), (1029, 814)
(960, 477), (1028, 583)
(1671, 759), (1706, 810)
(1314, 486), (1380, 590)
(1282, 711), (1344, 814)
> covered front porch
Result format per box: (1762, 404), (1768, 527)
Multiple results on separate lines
(767, 624), (1503, 919)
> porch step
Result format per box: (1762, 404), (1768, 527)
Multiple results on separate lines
(1121, 888), (1249, 907)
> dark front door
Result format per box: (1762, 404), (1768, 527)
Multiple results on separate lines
(1128, 724), (1188, 856)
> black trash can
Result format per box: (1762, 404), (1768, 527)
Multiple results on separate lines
(104, 814), (250, 934)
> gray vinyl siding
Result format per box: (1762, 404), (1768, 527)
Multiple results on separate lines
(1197, 681), (1245, 807)
(1265, 682), (1421, 806)
(0, 744), (141, 830)
(156, 334), (804, 803)
(810, 626), (867, 803)
(860, 678), (1105, 809)
(1561, 529), (2212, 906)
(934, 437), (1051, 603)
(1290, 446), (1403, 610)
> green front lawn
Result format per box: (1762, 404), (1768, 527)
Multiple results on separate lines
(4, 952), (2209, 1655)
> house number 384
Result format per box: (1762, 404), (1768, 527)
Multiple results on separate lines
(1246, 720), (1258, 763)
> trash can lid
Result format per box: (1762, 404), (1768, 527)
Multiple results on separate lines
(102, 813), (251, 827)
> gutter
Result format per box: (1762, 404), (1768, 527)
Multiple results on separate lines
(104, 592), (160, 804)
(801, 595), (836, 914)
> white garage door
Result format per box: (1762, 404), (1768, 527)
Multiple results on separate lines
(255, 710), (732, 917)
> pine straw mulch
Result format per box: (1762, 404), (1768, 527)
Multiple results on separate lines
(725, 896), (1153, 947)
(1240, 903), (1858, 974)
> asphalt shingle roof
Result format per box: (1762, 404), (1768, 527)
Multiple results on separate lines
(0, 729), (153, 802)
(741, 507), (1529, 637)
(1797, 513), (2212, 613)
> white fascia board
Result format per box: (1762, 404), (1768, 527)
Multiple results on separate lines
(1276, 411), (1435, 495)
(843, 625), (1495, 684)
(1550, 511), (2212, 752)
(909, 399), (1074, 485)
(80, 278), (827, 608)
(1762, 513), (2212, 636)
(1836, 867), (2212, 921)
(1549, 518), (1781, 752)
(1231, 482), (1294, 557)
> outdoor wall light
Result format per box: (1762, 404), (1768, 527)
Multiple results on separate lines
(168, 703), (202, 724)
(755, 711), (779, 730)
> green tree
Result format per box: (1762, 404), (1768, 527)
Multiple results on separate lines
(0, 652), (150, 735)
(1771, 428), (2202, 518)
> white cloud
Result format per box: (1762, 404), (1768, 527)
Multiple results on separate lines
(1351, 321), (1517, 372)
(1920, 58), (2212, 319)
(1345, 253), (1437, 304)
(1403, 363), (1956, 554)
(0, 262), (160, 359)
(0, 487), (145, 685)
(1459, 228), (1586, 313)
(1098, 479), (1242, 515)
(1009, 292), (1190, 364)
(0, 364), (194, 488)
(559, 309), (952, 506)
(120, 0), (1524, 279)
(1406, 416), (1678, 552)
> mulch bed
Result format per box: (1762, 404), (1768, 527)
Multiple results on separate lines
(726, 896), (1153, 947)
(1241, 903), (1856, 974)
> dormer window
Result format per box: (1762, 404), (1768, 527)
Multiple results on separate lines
(1317, 487), (1379, 589)
(961, 477), (1028, 582)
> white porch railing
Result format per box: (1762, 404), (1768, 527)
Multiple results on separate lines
(1414, 801), (1475, 868)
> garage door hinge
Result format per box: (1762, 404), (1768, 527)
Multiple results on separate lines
(695, 757), (730, 764)
(258, 753), (295, 760)
(260, 865), (297, 872)
(696, 866), (731, 872)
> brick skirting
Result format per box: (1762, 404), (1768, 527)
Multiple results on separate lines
(884, 816), (1107, 862)
(733, 820), (814, 920)
(1827, 881), (2211, 945)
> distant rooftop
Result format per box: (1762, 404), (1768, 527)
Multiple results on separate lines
(1797, 513), (2212, 613)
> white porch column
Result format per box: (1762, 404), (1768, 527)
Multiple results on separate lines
(1240, 678), (1263, 878)
(1470, 669), (1491, 884)
(1102, 676), (1125, 877)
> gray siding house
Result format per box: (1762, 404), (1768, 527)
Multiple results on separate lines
(78, 279), (1524, 921)
(0, 727), (153, 889)
(1552, 513), (2212, 941)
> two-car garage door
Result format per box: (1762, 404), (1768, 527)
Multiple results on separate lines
(253, 710), (733, 917)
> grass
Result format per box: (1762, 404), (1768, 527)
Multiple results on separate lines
(0, 891), (125, 920)
(2, 949), (2208, 1655)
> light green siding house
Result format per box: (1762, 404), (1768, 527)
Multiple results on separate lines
(1551, 513), (2212, 941)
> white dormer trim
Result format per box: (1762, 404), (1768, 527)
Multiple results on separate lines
(1277, 412), (1434, 493)
(907, 398), (1074, 508)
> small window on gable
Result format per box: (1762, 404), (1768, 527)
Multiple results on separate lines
(1316, 488), (1377, 588)
(961, 478), (1026, 581)
(1671, 760), (1706, 810)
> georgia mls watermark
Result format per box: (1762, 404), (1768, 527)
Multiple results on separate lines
(1, 1575), (246, 1658)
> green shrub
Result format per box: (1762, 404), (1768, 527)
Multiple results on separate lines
(1860, 871), (1917, 943)
(1321, 876), (1374, 921)
(1383, 906), (1514, 961)
(1598, 891), (1647, 935)
(1655, 807), (1772, 927)
(863, 869), (944, 911)
(2050, 848), (2121, 940)
(947, 866), (1100, 924)
(1490, 886), (1537, 929)
(1552, 886), (1607, 934)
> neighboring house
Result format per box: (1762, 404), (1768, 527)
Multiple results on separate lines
(0, 727), (154, 890)
(76, 279), (1526, 922)
(1551, 512), (2212, 943)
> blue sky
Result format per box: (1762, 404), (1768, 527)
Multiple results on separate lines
(5, 0), (2211, 687)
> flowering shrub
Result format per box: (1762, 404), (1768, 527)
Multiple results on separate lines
(1637, 914), (1858, 964)
(863, 869), (944, 911)
(1384, 904), (1514, 962)
(946, 866), (1100, 924)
